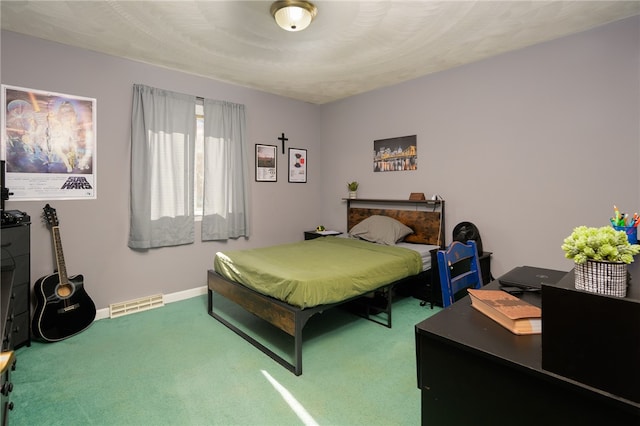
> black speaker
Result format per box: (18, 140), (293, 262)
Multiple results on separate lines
(452, 221), (483, 255)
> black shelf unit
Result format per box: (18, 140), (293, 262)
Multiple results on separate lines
(1, 221), (31, 351)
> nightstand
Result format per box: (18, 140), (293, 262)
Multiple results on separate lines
(304, 230), (342, 240)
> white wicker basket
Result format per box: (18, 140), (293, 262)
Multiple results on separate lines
(574, 260), (628, 298)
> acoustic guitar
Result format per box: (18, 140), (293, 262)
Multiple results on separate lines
(32, 204), (96, 342)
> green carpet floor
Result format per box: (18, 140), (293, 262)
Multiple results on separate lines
(9, 294), (440, 425)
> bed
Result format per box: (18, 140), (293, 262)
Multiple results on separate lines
(207, 199), (444, 375)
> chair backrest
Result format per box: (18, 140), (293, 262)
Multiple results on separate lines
(437, 240), (483, 308)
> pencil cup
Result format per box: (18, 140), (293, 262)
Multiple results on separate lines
(614, 225), (637, 244)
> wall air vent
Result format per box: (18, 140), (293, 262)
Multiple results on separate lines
(109, 294), (164, 318)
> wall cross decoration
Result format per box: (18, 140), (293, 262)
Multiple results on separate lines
(277, 132), (288, 154)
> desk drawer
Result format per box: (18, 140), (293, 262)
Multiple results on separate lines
(4, 311), (28, 350)
(9, 283), (29, 316)
(0, 226), (29, 257)
(5, 255), (29, 288)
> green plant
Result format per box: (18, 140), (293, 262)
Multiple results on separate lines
(347, 181), (359, 191)
(561, 226), (640, 264)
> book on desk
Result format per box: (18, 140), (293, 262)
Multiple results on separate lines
(468, 288), (541, 335)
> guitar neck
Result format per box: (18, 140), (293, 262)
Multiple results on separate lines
(52, 226), (69, 284)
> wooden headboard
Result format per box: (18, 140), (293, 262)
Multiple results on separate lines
(346, 199), (445, 247)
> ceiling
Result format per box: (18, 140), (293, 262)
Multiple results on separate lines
(2, 1), (639, 104)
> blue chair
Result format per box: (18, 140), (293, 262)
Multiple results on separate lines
(437, 240), (483, 308)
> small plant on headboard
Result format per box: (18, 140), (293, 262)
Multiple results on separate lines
(347, 181), (359, 199)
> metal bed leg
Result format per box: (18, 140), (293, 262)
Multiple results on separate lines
(208, 288), (305, 375)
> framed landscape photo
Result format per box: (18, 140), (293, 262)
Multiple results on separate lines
(373, 134), (417, 172)
(288, 148), (307, 183)
(255, 144), (277, 182)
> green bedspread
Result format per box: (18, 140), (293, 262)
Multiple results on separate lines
(213, 236), (422, 309)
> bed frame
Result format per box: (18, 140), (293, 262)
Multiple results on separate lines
(207, 199), (444, 375)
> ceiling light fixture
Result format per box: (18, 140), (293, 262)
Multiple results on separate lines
(270, 0), (317, 32)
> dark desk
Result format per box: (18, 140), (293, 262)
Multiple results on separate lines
(415, 280), (640, 426)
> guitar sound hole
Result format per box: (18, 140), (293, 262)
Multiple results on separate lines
(57, 284), (72, 298)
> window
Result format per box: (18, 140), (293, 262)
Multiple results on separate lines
(195, 102), (204, 217)
(129, 84), (249, 249)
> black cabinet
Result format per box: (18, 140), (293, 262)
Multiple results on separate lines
(304, 231), (323, 240)
(542, 270), (640, 404)
(415, 281), (639, 425)
(1, 222), (31, 351)
(304, 230), (342, 240)
(0, 221), (28, 426)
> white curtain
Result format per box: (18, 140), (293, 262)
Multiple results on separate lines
(128, 84), (196, 249)
(201, 99), (250, 240)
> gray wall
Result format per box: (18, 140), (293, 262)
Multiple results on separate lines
(1, 15), (639, 309)
(1, 30), (323, 309)
(319, 16), (640, 276)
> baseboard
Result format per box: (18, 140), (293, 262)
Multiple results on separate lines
(94, 285), (208, 321)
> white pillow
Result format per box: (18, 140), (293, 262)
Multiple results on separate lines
(348, 215), (413, 245)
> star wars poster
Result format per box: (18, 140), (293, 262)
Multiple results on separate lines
(2, 85), (97, 200)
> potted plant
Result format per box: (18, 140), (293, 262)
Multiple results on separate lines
(347, 181), (359, 199)
(561, 225), (640, 297)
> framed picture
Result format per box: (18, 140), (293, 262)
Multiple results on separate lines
(288, 148), (307, 183)
(255, 144), (277, 182)
(373, 134), (417, 172)
(1, 84), (97, 200)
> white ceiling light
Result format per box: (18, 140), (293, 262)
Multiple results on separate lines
(270, 0), (317, 32)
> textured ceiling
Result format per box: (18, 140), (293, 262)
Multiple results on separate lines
(2, 1), (639, 104)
